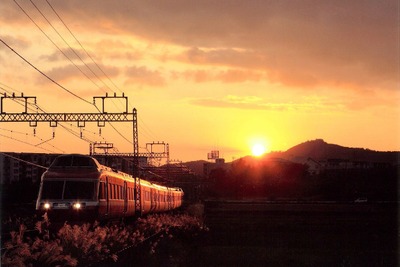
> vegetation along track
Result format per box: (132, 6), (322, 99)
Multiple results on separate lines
(1, 207), (208, 267)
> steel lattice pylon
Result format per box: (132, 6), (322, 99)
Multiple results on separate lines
(0, 113), (134, 123)
(0, 93), (142, 215)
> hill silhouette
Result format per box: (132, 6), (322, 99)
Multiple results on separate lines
(202, 139), (398, 201)
(270, 139), (399, 164)
(182, 139), (399, 176)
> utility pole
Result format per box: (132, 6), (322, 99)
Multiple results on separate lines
(132, 108), (141, 215)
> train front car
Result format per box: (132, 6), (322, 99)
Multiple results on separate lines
(36, 154), (101, 221)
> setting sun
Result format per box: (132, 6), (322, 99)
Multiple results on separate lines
(251, 143), (266, 157)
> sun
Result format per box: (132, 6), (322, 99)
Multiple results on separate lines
(251, 143), (266, 157)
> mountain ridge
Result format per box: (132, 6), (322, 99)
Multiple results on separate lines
(273, 139), (399, 163)
(183, 139), (399, 175)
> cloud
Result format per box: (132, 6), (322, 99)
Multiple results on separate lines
(41, 62), (120, 90)
(0, 35), (32, 51)
(2, 0), (397, 92)
(179, 68), (264, 83)
(124, 66), (165, 87)
(42, 47), (89, 62)
(190, 95), (346, 112)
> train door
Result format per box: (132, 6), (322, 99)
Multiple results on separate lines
(106, 176), (110, 216)
(150, 188), (155, 212)
(123, 181), (128, 215)
(167, 189), (171, 210)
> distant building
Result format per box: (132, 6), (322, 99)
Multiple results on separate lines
(304, 157), (394, 175)
(0, 152), (58, 184)
(203, 157), (231, 178)
(306, 157), (322, 175)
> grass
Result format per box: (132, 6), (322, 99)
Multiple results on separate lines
(1, 212), (208, 267)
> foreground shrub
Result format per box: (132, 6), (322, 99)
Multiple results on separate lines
(1, 212), (207, 266)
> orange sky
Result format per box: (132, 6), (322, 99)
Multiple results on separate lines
(0, 0), (399, 162)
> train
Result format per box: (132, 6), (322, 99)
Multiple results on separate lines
(35, 154), (184, 221)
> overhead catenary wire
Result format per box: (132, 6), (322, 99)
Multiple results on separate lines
(0, 127), (64, 153)
(42, 0), (160, 143)
(41, 6), (156, 145)
(3, 1), (151, 152)
(0, 133), (56, 153)
(11, 0), (133, 144)
(0, 38), (93, 107)
(0, 84), (129, 152)
(28, 0), (114, 95)
(0, 152), (48, 169)
(0, 84), (102, 150)
(41, 0), (128, 113)
(44, 0), (121, 94)
(12, 0), (107, 97)
(0, 88), (129, 152)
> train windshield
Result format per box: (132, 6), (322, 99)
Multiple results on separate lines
(51, 155), (97, 168)
(41, 180), (96, 200)
(41, 181), (64, 199)
(64, 181), (95, 200)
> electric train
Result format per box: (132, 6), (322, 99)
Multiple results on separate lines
(35, 154), (184, 220)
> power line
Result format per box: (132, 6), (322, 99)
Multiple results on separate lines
(0, 85), (101, 149)
(0, 38), (94, 107)
(42, 0), (128, 113)
(0, 152), (48, 169)
(13, 0), (107, 96)
(44, 0), (121, 94)
(29, 0), (114, 95)
(0, 133), (56, 153)
(0, 86), (129, 152)
(0, 127), (64, 153)
(4, 1), (139, 150)
(41, 0), (159, 142)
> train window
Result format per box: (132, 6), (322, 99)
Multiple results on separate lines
(51, 156), (72, 167)
(113, 184), (117, 199)
(71, 156), (95, 167)
(108, 184), (113, 199)
(64, 181), (95, 200)
(41, 181), (64, 199)
(99, 182), (106, 200)
(51, 155), (96, 168)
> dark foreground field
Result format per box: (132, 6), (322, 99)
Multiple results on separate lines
(190, 200), (398, 267)
(1, 201), (398, 266)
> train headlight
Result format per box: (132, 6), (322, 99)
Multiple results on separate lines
(73, 203), (81, 210)
(43, 203), (51, 210)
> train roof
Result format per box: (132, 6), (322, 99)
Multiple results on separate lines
(49, 154), (101, 169)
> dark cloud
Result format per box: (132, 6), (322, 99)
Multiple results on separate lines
(2, 0), (397, 91)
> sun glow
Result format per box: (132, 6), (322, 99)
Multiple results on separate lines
(251, 143), (266, 157)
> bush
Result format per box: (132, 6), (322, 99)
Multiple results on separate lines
(1, 212), (208, 266)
